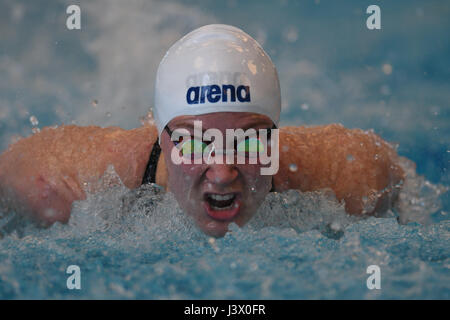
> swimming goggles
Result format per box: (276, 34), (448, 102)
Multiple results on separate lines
(164, 124), (276, 161)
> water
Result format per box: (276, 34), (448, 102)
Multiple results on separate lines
(0, 0), (449, 299)
(0, 160), (448, 299)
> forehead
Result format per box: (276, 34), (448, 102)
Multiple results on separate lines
(168, 112), (273, 131)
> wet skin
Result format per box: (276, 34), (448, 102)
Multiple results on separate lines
(159, 112), (274, 237)
(0, 113), (405, 236)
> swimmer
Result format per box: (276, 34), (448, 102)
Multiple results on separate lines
(0, 25), (405, 237)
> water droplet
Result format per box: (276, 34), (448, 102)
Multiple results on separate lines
(430, 106), (440, 116)
(250, 262), (259, 271)
(301, 103), (309, 110)
(284, 27), (299, 43)
(289, 163), (298, 172)
(346, 154), (355, 162)
(330, 221), (341, 231)
(44, 208), (57, 218)
(29, 115), (38, 126)
(382, 63), (392, 75)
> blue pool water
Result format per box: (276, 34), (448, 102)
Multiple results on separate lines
(0, 160), (448, 299)
(0, 0), (449, 299)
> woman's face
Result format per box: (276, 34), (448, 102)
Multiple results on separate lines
(160, 112), (274, 237)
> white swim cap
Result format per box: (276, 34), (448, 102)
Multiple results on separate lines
(154, 24), (281, 136)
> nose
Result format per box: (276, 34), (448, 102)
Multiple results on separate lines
(205, 164), (239, 186)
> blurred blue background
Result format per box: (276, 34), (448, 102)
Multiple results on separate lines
(0, 0), (449, 300)
(0, 0), (448, 186)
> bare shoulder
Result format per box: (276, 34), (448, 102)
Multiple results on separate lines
(1, 124), (158, 188)
(0, 124), (157, 225)
(275, 124), (405, 215)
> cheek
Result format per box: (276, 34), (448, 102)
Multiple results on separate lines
(162, 142), (202, 191)
(239, 165), (272, 192)
(167, 163), (204, 194)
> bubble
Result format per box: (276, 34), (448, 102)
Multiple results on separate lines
(301, 103), (309, 110)
(289, 163), (298, 172)
(0, 163), (447, 299)
(106, 112), (112, 118)
(139, 109), (155, 126)
(382, 63), (392, 75)
(29, 115), (38, 126)
(430, 106), (440, 116)
(284, 27), (299, 43)
(250, 262), (258, 271)
(44, 208), (57, 218)
(330, 221), (341, 231)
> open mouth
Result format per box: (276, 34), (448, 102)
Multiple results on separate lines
(203, 193), (241, 221)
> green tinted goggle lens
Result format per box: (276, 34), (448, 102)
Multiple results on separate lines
(179, 137), (265, 158)
(237, 137), (265, 156)
(180, 139), (208, 158)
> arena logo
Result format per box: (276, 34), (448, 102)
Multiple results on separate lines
(186, 85), (251, 104)
(169, 120), (279, 175)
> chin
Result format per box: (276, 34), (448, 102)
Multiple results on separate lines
(186, 200), (255, 238)
(198, 220), (230, 238)
(190, 209), (232, 238)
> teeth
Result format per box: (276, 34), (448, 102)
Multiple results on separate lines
(211, 204), (233, 210)
(209, 193), (234, 201)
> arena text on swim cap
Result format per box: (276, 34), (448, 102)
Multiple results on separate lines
(169, 120), (279, 176)
(186, 84), (251, 105)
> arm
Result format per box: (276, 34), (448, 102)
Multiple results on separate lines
(0, 124), (157, 226)
(274, 124), (405, 215)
